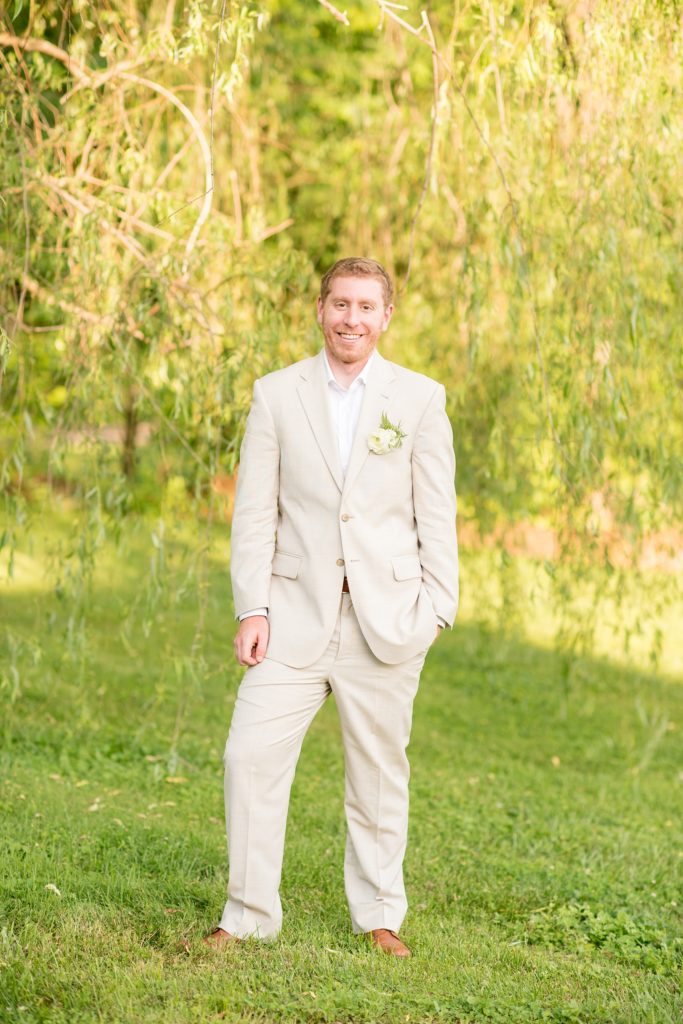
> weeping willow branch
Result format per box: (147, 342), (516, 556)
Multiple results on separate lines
(0, 31), (90, 82)
(117, 73), (212, 275)
(19, 273), (100, 324)
(0, 32), (213, 277)
(42, 178), (148, 262)
(399, 10), (439, 297)
(14, 136), (31, 414)
(373, 1), (567, 485)
(317, 0), (350, 26)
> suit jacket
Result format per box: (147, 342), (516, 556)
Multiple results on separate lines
(230, 349), (459, 666)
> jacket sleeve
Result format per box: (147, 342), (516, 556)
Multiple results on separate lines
(230, 379), (280, 619)
(411, 383), (459, 628)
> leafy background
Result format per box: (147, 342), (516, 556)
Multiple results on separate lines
(1, 3), (682, 1021)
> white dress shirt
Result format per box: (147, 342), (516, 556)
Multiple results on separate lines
(239, 348), (445, 629)
(320, 346), (375, 473)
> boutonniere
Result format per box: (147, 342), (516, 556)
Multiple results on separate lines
(367, 412), (407, 455)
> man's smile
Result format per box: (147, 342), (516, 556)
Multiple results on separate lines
(338, 332), (363, 340)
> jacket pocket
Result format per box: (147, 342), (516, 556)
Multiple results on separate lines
(271, 550), (302, 579)
(391, 554), (423, 581)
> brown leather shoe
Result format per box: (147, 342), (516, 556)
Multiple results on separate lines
(367, 928), (412, 957)
(202, 927), (242, 948)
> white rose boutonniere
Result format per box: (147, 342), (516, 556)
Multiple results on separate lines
(367, 412), (407, 455)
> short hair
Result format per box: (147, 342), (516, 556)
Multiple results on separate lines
(319, 257), (394, 308)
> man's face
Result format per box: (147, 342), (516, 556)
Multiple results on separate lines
(317, 275), (394, 366)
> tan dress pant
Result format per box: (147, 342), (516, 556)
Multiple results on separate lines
(219, 591), (428, 940)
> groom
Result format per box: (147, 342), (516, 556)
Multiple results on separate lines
(205, 257), (458, 957)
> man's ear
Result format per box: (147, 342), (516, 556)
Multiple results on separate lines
(316, 296), (324, 324)
(382, 304), (395, 331)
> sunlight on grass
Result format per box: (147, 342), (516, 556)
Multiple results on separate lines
(1, 512), (681, 1023)
(0, 549), (47, 591)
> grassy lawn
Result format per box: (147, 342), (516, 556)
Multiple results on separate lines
(1, 513), (681, 1023)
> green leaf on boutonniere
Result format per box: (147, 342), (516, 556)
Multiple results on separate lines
(380, 411), (407, 447)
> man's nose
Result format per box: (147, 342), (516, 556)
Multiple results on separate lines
(344, 307), (361, 326)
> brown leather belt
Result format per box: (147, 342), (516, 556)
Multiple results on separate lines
(341, 576), (350, 593)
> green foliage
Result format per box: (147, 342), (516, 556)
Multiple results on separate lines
(1, 3), (682, 674)
(1, 0), (314, 505)
(0, 326), (11, 373)
(525, 901), (681, 976)
(379, 409), (407, 445)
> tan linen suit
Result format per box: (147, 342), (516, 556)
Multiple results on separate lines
(220, 349), (458, 939)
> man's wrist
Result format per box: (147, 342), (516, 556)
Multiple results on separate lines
(238, 608), (269, 621)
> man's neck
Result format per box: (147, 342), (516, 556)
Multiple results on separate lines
(324, 347), (374, 390)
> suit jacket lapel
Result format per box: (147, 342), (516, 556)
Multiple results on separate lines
(342, 350), (396, 500)
(296, 352), (344, 492)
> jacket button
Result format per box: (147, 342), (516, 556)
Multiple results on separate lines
(341, 514), (350, 522)
(336, 558), (345, 566)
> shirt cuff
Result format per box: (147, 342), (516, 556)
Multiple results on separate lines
(436, 616), (447, 629)
(238, 608), (268, 620)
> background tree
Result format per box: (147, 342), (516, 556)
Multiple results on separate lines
(1, 0), (681, 671)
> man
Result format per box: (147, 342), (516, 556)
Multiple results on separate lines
(204, 257), (458, 957)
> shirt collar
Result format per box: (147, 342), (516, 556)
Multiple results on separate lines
(321, 347), (376, 391)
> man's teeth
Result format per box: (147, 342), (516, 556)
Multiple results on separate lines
(339, 333), (361, 339)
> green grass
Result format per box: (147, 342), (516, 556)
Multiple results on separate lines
(1, 512), (681, 1023)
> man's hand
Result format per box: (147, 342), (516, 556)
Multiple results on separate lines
(432, 624), (444, 645)
(234, 615), (269, 666)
